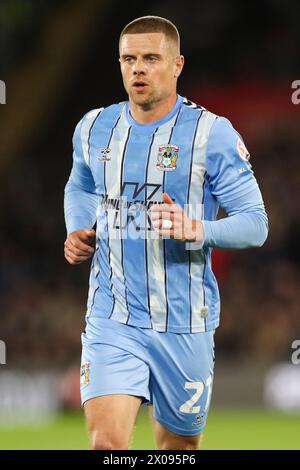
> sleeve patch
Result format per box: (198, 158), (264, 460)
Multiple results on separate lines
(237, 138), (250, 161)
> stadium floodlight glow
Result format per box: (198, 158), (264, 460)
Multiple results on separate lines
(0, 80), (6, 104)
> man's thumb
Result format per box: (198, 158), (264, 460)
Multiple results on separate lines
(84, 229), (96, 237)
(162, 193), (173, 205)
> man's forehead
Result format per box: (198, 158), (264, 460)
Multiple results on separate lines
(120, 32), (171, 54)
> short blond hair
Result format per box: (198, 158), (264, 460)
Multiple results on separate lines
(119, 16), (180, 53)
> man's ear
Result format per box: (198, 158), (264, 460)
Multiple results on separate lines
(174, 55), (184, 78)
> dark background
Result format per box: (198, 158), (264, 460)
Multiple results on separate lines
(0, 0), (300, 370)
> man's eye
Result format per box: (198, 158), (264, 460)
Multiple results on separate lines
(148, 56), (157, 61)
(125, 57), (134, 63)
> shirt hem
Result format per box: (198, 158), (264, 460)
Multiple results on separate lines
(86, 312), (219, 333)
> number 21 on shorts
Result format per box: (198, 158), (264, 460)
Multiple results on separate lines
(179, 376), (213, 413)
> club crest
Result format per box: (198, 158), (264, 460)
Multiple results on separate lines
(80, 362), (90, 388)
(156, 145), (179, 171)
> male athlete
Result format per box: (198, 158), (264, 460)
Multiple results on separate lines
(64, 16), (268, 450)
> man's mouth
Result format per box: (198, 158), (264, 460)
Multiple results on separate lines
(132, 81), (148, 91)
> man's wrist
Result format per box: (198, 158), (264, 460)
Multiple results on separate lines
(191, 219), (204, 242)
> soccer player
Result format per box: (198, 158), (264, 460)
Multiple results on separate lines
(64, 16), (268, 450)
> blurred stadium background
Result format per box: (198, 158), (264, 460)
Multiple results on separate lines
(0, 0), (300, 449)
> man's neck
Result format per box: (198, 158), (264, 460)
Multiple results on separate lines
(129, 93), (178, 124)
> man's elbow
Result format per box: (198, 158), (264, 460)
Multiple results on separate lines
(250, 214), (269, 248)
(254, 224), (268, 247)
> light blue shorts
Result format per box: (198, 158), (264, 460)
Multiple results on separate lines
(80, 317), (215, 436)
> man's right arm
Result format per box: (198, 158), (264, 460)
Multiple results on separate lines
(64, 113), (99, 264)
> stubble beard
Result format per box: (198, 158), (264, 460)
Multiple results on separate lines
(130, 88), (168, 112)
(130, 90), (156, 111)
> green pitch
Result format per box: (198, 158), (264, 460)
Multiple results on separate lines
(0, 408), (299, 450)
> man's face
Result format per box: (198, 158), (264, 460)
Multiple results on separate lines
(119, 32), (184, 109)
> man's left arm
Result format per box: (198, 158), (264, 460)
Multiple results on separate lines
(200, 116), (268, 249)
(201, 186), (268, 249)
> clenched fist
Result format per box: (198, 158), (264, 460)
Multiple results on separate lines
(64, 229), (96, 265)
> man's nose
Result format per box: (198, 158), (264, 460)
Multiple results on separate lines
(133, 58), (145, 75)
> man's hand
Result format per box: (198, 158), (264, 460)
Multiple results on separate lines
(149, 193), (204, 242)
(64, 229), (96, 265)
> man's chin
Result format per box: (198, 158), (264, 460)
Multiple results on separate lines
(131, 94), (155, 110)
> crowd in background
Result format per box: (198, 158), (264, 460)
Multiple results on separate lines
(0, 0), (299, 368)
(1, 117), (299, 368)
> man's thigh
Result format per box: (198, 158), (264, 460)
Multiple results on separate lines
(80, 331), (151, 449)
(149, 329), (215, 438)
(84, 395), (142, 449)
(149, 406), (201, 450)
(80, 330), (150, 405)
